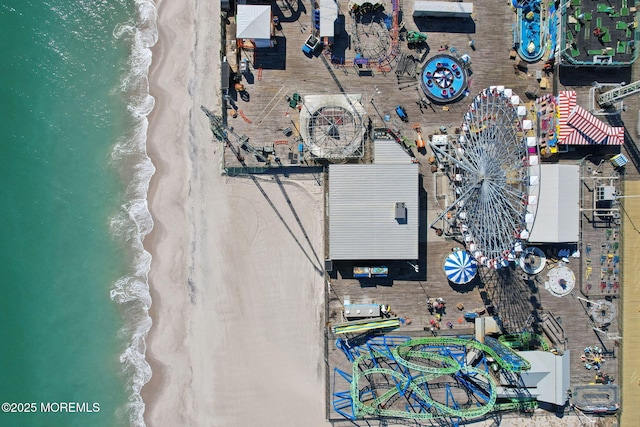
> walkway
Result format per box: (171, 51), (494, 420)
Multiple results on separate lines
(620, 179), (640, 426)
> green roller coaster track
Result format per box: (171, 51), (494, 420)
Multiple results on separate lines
(349, 336), (534, 420)
(499, 332), (550, 351)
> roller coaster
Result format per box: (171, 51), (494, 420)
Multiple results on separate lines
(333, 335), (536, 424)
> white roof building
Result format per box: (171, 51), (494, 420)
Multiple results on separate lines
(236, 5), (271, 45)
(413, 1), (474, 18)
(328, 162), (419, 260)
(320, 0), (338, 38)
(527, 164), (580, 244)
(500, 350), (571, 407)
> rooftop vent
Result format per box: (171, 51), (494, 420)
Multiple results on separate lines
(395, 202), (407, 223)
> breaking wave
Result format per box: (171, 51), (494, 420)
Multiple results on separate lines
(110, 1), (157, 426)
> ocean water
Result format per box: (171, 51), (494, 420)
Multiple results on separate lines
(0, 1), (156, 426)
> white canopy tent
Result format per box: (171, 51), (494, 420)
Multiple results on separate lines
(236, 5), (272, 47)
(413, 1), (473, 18)
(527, 164), (580, 243)
(320, 0), (339, 38)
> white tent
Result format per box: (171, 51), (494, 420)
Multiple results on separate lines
(320, 0), (339, 38)
(527, 164), (580, 243)
(236, 5), (271, 44)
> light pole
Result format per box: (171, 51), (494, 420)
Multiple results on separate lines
(407, 261), (419, 273)
(370, 86), (385, 123)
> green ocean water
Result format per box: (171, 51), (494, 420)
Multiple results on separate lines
(0, 1), (156, 426)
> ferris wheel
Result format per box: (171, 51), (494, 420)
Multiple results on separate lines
(430, 87), (539, 268)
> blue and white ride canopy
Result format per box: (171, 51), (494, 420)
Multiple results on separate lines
(444, 250), (478, 284)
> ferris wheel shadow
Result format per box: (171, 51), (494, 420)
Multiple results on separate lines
(476, 265), (541, 333)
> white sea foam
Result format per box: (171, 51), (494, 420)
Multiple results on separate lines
(110, 1), (158, 426)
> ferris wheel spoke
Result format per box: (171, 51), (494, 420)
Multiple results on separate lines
(490, 179), (525, 202)
(484, 183), (522, 237)
(430, 141), (482, 176)
(487, 184), (524, 219)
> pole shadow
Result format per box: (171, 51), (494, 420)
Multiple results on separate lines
(273, 174), (323, 266)
(246, 173), (325, 276)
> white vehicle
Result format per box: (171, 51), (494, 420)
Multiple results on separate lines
(239, 58), (249, 73)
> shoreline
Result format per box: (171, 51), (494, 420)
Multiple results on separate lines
(142, 0), (197, 423)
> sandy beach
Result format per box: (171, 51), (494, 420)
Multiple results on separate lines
(142, 1), (329, 426)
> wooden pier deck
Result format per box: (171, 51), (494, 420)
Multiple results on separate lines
(224, 0), (549, 170)
(218, 0), (640, 425)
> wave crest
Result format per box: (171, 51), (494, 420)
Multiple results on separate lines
(110, 1), (158, 426)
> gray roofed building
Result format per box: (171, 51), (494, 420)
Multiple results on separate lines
(499, 350), (571, 407)
(373, 139), (413, 164)
(328, 163), (419, 260)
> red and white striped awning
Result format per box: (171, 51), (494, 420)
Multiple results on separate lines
(562, 129), (590, 145)
(557, 91), (576, 142)
(537, 93), (553, 103)
(607, 127), (624, 145)
(565, 105), (610, 144)
(556, 91), (625, 145)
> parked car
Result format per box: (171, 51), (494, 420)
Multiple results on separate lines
(395, 105), (408, 122)
(302, 34), (320, 55)
(239, 58), (249, 73)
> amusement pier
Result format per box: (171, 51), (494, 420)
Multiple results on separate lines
(212, 0), (640, 424)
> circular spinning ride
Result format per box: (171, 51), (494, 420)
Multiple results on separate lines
(430, 87), (539, 267)
(421, 54), (468, 103)
(444, 250), (477, 284)
(590, 300), (616, 326)
(299, 94), (367, 160)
